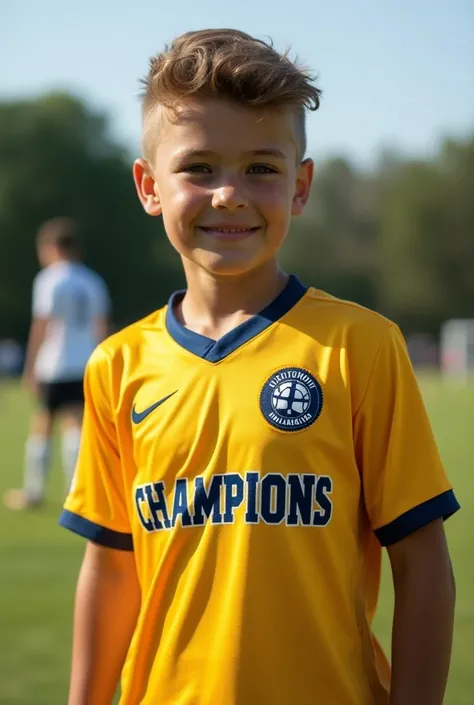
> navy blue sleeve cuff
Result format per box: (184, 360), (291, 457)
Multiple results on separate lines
(59, 509), (134, 551)
(374, 489), (460, 547)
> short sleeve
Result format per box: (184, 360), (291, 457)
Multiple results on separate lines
(32, 273), (57, 318)
(353, 324), (460, 546)
(59, 346), (133, 550)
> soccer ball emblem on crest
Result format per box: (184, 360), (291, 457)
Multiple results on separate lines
(272, 380), (311, 416)
(260, 367), (323, 431)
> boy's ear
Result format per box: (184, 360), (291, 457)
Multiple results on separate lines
(291, 158), (314, 216)
(133, 159), (162, 216)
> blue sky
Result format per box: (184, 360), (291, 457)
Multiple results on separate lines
(3, 0), (473, 166)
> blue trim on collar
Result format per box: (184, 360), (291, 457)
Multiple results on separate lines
(165, 274), (307, 362)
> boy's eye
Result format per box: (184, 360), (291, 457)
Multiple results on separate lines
(247, 164), (278, 175)
(183, 164), (212, 174)
(181, 163), (278, 175)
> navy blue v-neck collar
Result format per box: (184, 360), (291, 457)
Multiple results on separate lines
(165, 274), (307, 362)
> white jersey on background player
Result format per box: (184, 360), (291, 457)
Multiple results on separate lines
(33, 260), (109, 384)
(3, 217), (110, 511)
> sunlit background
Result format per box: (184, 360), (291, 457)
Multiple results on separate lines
(1, 1), (473, 703)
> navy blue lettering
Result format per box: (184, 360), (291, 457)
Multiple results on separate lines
(223, 473), (244, 523)
(287, 474), (316, 526)
(172, 478), (192, 527)
(135, 486), (155, 532)
(145, 482), (171, 530)
(313, 476), (333, 526)
(261, 474), (286, 524)
(245, 472), (259, 523)
(136, 473), (334, 532)
(193, 476), (223, 525)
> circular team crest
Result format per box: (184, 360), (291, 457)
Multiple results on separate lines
(260, 367), (323, 432)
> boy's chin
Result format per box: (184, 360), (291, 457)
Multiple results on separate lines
(189, 251), (266, 278)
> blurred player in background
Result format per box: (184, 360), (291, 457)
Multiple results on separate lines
(3, 217), (110, 510)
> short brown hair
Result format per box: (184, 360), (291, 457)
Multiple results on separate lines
(140, 29), (322, 160)
(37, 217), (79, 257)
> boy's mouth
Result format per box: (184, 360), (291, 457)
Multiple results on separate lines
(197, 225), (261, 241)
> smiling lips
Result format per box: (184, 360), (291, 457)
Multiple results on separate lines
(198, 225), (261, 241)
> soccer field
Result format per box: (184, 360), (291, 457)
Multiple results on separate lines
(0, 378), (472, 705)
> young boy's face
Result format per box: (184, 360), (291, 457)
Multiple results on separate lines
(134, 98), (313, 277)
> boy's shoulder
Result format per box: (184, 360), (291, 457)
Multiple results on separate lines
(298, 287), (406, 405)
(89, 305), (167, 370)
(33, 262), (61, 287)
(299, 286), (395, 341)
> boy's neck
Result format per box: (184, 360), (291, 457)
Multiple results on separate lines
(177, 260), (288, 340)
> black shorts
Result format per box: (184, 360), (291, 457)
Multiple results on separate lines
(37, 380), (84, 414)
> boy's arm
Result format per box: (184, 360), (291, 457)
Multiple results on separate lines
(60, 345), (138, 704)
(353, 323), (459, 701)
(23, 273), (53, 391)
(22, 318), (48, 390)
(387, 518), (455, 705)
(69, 541), (141, 705)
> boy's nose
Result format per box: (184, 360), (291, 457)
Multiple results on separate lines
(211, 185), (248, 211)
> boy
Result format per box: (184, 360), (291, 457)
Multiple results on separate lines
(59, 29), (459, 705)
(4, 217), (110, 510)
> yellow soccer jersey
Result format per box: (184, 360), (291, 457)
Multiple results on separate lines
(60, 275), (459, 705)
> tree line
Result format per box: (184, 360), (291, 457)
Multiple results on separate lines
(1, 93), (472, 343)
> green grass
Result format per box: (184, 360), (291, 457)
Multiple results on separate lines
(0, 377), (472, 704)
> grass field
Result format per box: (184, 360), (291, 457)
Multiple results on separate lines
(0, 377), (472, 705)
